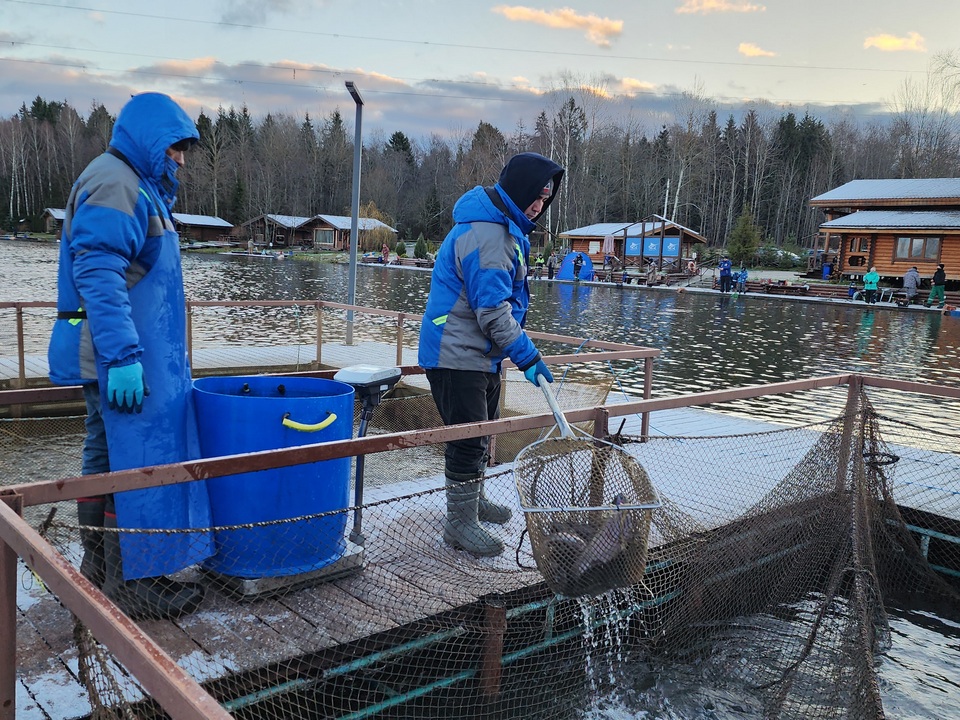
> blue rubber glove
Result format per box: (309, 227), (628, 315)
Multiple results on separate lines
(523, 359), (554, 387)
(107, 362), (147, 413)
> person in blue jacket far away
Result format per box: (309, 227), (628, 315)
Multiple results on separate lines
(419, 152), (564, 556)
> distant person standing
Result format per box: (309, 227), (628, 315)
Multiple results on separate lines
(902, 266), (921, 304)
(926, 263), (946, 308)
(546, 251), (557, 280)
(718, 256), (733, 293)
(736, 267), (748, 293)
(573, 253), (584, 281)
(863, 266), (880, 304)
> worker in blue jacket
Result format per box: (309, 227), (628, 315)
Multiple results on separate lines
(419, 152), (564, 556)
(48, 93), (213, 619)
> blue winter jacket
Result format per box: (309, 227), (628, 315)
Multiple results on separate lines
(48, 93), (199, 385)
(419, 174), (561, 373)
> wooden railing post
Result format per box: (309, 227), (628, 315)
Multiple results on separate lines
(640, 356), (653, 441)
(185, 302), (194, 372)
(395, 313), (405, 366)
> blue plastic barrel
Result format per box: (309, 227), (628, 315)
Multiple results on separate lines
(193, 376), (355, 578)
(822, 263), (832, 280)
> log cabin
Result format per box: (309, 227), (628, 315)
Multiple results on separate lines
(557, 215), (707, 276)
(810, 179), (960, 286)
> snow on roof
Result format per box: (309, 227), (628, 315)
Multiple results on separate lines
(315, 214), (397, 232)
(810, 179), (960, 204)
(821, 210), (960, 230)
(44, 208), (66, 220)
(171, 213), (232, 228)
(560, 216), (699, 238)
(264, 214), (314, 228)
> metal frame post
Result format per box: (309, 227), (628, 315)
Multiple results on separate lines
(345, 81), (364, 346)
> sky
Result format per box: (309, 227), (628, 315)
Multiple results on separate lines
(2, 0), (959, 142)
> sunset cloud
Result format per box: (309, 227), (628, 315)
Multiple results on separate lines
(738, 42), (775, 58)
(676, 0), (765, 14)
(492, 6), (623, 47)
(863, 31), (926, 53)
(620, 77), (657, 94)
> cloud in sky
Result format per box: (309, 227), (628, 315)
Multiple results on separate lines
(863, 31), (926, 53)
(676, 0), (766, 14)
(492, 6), (623, 47)
(738, 42), (776, 58)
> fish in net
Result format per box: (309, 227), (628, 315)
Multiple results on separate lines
(515, 381), (661, 597)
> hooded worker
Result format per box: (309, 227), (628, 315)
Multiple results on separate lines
(48, 92), (214, 619)
(419, 152), (564, 556)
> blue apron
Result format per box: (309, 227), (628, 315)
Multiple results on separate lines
(101, 205), (214, 580)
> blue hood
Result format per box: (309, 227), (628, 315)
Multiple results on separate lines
(109, 93), (198, 185)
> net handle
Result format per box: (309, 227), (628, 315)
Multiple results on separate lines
(540, 380), (575, 438)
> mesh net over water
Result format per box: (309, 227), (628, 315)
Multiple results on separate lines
(7, 386), (960, 720)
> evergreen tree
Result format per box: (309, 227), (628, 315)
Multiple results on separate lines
(726, 206), (762, 266)
(414, 233), (428, 259)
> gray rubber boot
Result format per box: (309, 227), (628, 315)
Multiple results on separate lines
(77, 497), (106, 586)
(477, 478), (512, 525)
(101, 514), (205, 620)
(443, 476), (504, 557)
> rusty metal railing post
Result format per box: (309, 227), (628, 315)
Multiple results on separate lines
(395, 313), (405, 366)
(185, 302), (194, 372)
(0, 492), (22, 720)
(15, 304), (26, 389)
(316, 302), (324, 366)
(640, 356), (653, 441)
(480, 598), (506, 698)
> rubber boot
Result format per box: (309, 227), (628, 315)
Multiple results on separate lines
(477, 475), (512, 525)
(443, 476), (504, 557)
(77, 497), (106, 586)
(101, 513), (205, 620)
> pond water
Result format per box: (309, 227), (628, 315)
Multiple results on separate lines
(3, 241), (959, 719)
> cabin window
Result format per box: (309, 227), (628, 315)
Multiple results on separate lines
(895, 236), (940, 261)
(848, 237), (869, 252)
(314, 228), (335, 249)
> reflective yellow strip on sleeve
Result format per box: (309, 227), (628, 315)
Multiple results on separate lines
(69, 307), (83, 326)
(432, 315), (448, 326)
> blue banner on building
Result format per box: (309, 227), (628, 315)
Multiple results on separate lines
(641, 236), (681, 257)
(625, 237), (642, 256)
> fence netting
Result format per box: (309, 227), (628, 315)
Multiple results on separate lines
(6, 386), (960, 719)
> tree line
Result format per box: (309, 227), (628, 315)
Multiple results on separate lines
(2, 71), (959, 253)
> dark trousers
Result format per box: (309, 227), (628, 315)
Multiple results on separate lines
(719, 275), (732, 292)
(425, 368), (501, 477)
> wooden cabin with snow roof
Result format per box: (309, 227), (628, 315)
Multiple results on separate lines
(810, 179), (960, 285)
(239, 214), (396, 250)
(558, 216), (706, 275)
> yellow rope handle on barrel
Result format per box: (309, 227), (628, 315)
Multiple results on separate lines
(281, 412), (337, 432)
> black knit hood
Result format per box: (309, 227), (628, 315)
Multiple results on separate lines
(495, 152), (564, 223)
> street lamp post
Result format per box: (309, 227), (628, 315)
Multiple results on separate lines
(345, 81), (363, 345)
